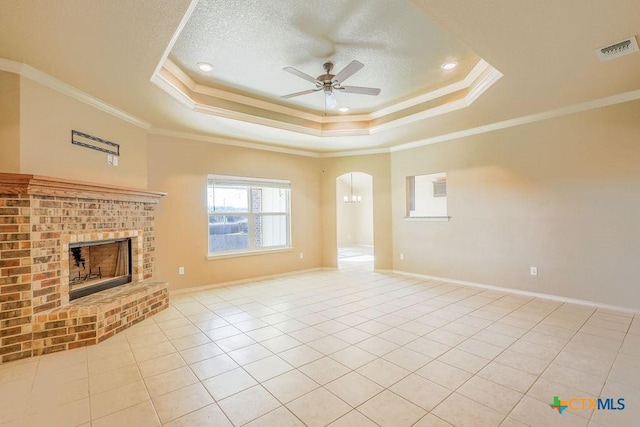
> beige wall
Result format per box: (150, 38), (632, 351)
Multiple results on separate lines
(0, 71), (20, 173)
(320, 154), (392, 270)
(147, 134), (322, 290)
(391, 100), (640, 308)
(19, 78), (147, 188)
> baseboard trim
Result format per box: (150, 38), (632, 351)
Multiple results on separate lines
(392, 270), (640, 314)
(169, 267), (324, 295)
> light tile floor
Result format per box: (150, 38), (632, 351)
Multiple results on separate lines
(1, 259), (639, 426)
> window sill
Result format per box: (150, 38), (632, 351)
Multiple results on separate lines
(404, 216), (451, 222)
(207, 247), (293, 260)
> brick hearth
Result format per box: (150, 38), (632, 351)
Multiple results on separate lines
(0, 173), (168, 363)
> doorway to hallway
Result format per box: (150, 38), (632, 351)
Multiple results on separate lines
(336, 172), (374, 271)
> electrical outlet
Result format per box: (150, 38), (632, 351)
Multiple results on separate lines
(299, 252), (304, 259)
(400, 253), (404, 260)
(178, 266), (185, 275)
(530, 266), (537, 276)
(107, 154), (113, 165)
(113, 156), (119, 166)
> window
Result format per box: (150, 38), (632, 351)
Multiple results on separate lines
(406, 172), (449, 219)
(207, 175), (291, 256)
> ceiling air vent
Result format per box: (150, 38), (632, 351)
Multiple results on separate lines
(595, 36), (639, 61)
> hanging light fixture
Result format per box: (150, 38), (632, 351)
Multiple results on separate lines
(343, 173), (362, 203)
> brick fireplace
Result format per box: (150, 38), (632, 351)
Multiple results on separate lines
(0, 173), (169, 364)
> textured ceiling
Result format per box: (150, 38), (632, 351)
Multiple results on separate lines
(169, 0), (479, 113)
(1, 0), (639, 154)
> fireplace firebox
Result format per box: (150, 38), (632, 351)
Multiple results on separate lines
(68, 238), (132, 300)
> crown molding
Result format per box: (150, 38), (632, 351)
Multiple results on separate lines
(152, 64), (371, 138)
(151, 68), (196, 110)
(150, 87), (640, 158)
(5, 55), (636, 159)
(370, 59), (493, 119)
(0, 57), (22, 73)
(389, 88), (640, 153)
(151, 58), (502, 137)
(163, 59), (323, 122)
(148, 127), (392, 158)
(369, 65), (502, 134)
(163, 58), (496, 124)
(148, 127), (320, 157)
(0, 57), (151, 129)
(466, 61), (504, 104)
(318, 148), (391, 158)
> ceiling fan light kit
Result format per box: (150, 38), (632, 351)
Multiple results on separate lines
(281, 60), (381, 110)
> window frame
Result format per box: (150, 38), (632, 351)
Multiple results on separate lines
(207, 174), (292, 258)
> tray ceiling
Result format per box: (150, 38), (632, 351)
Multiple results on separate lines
(169, 0), (480, 114)
(153, 0), (501, 138)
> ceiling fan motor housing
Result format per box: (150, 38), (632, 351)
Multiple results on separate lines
(319, 61), (336, 91)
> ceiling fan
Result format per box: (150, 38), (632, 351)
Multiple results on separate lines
(281, 60), (381, 109)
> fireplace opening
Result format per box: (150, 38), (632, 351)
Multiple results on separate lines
(68, 238), (132, 300)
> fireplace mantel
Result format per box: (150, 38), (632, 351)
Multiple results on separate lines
(0, 173), (166, 203)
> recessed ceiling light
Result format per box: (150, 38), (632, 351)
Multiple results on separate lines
(441, 61), (458, 71)
(197, 62), (214, 72)
(338, 106), (350, 113)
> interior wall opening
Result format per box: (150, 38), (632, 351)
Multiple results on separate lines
(336, 172), (374, 271)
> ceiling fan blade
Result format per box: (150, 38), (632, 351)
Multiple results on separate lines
(338, 85), (381, 96)
(283, 67), (321, 85)
(325, 91), (338, 110)
(332, 60), (364, 84)
(281, 88), (321, 99)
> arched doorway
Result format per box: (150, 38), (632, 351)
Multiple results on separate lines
(336, 172), (374, 271)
